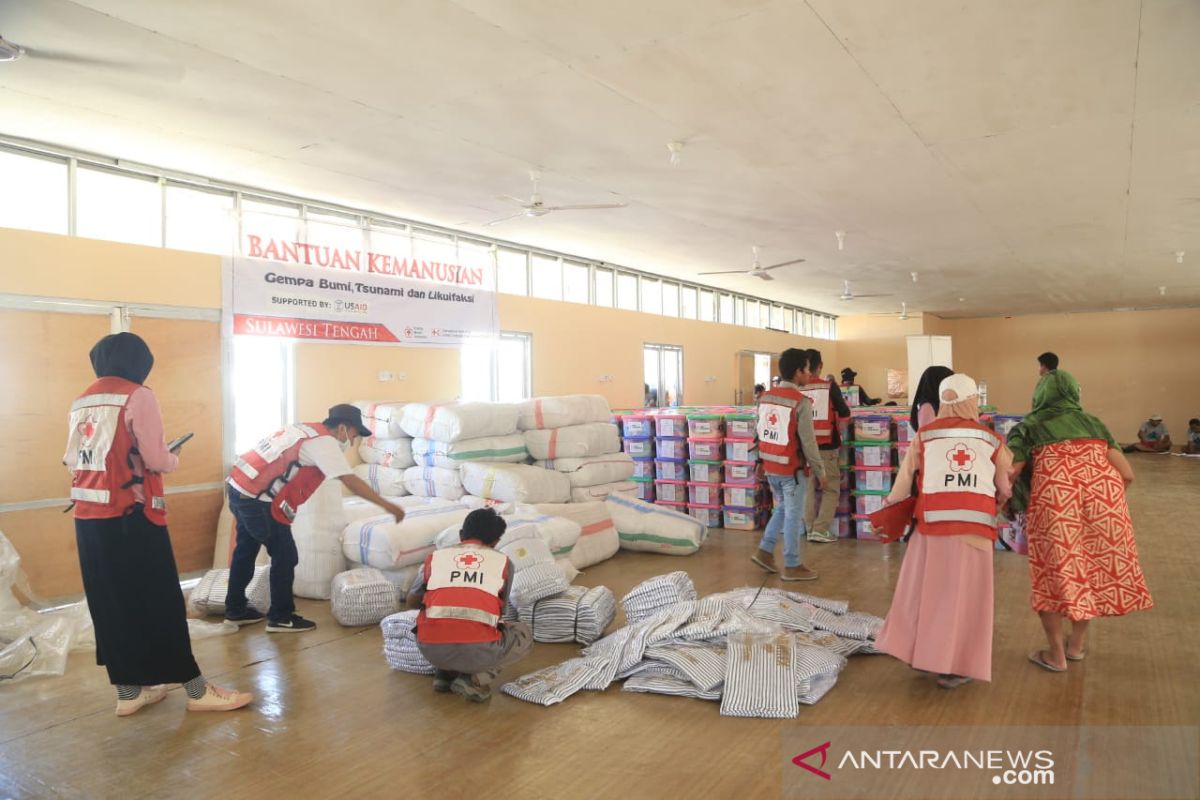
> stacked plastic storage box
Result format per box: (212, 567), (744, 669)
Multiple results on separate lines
(849, 413), (895, 541)
(832, 417), (854, 539)
(652, 412), (689, 510)
(684, 412), (725, 528)
(721, 410), (761, 531)
(621, 414), (656, 502)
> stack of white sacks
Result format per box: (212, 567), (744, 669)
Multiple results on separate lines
(522, 396), (637, 503)
(352, 401), (415, 497)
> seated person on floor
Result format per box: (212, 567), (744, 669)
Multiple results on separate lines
(1182, 418), (1200, 454)
(1123, 415), (1172, 453)
(406, 508), (532, 703)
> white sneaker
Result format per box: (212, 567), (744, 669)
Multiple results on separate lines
(807, 529), (838, 544)
(115, 684), (169, 717)
(186, 682), (254, 712)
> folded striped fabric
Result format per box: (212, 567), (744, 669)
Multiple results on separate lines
(189, 566), (271, 617)
(331, 568), (400, 626)
(794, 641), (846, 705)
(623, 671), (722, 701)
(645, 641), (727, 692)
(809, 607), (884, 640)
(380, 610), (435, 674)
(500, 657), (604, 706)
(518, 585), (616, 644)
(782, 591), (850, 615)
(719, 632), (799, 719)
(510, 561), (571, 608)
(620, 571), (697, 624)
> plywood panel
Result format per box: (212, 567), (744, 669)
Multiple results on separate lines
(0, 488), (222, 599)
(0, 310), (111, 504)
(130, 317), (223, 486)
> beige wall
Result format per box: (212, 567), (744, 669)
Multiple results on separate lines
(942, 309), (1200, 438)
(835, 314), (927, 402)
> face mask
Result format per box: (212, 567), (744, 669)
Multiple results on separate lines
(339, 438), (352, 453)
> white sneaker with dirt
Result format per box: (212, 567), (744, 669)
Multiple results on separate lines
(807, 529), (838, 544)
(186, 682), (254, 712)
(115, 684), (169, 717)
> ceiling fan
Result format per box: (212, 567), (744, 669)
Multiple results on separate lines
(483, 171), (627, 226)
(839, 280), (893, 301)
(0, 33), (184, 79)
(697, 246), (805, 282)
(871, 301), (910, 320)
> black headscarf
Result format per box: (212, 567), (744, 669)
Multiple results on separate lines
(90, 332), (154, 384)
(910, 365), (954, 432)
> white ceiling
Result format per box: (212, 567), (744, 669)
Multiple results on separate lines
(1, 0), (1198, 317)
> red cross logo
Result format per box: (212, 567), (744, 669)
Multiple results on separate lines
(455, 552), (481, 569)
(947, 443), (976, 472)
(77, 417), (96, 440)
(767, 412), (779, 426)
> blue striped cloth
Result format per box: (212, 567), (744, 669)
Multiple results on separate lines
(720, 632), (799, 719)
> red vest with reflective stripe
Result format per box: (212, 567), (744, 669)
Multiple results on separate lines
(416, 543), (508, 645)
(228, 423), (331, 524)
(915, 417), (1001, 540)
(799, 381), (836, 446)
(756, 386), (808, 476)
(66, 377), (168, 525)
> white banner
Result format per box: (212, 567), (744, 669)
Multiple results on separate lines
(223, 238), (498, 347)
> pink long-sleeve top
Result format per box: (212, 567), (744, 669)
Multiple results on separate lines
(123, 387), (179, 501)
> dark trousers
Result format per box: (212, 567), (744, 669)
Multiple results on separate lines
(226, 486), (298, 623)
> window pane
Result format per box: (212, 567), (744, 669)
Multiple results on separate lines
(307, 212), (364, 254)
(771, 305), (788, 331)
(754, 353), (771, 388)
(497, 248), (528, 295)
(233, 337), (288, 453)
(368, 223), (412, 263)
(563, 260), (589, 304)
(164, 185), (234, 255)
(718, 293), (733, 324)
(243, 198), (301, 255)
(496, 334), (531, 402)
(531, 255), (561, 300)
(76, 167), (162, 247)
(680, 286), (697, 320)
(458, 239), (496, 290)
(641, 278), (662, 315)
(459, 337), (494, 402)
(661, 282), (679, 317)
(745, 299), (758, 328)
(734, 297), (744, 326)
(0, 151), (67, 235)
(695, 289), (711, 321)
(643, 347), (661, 407)
(595, 268), (614, 307)
(412, 230), (455, 265)
(829, 318), (837, 340)
(758, 302), (771, 329)
(661, 346), (683, 406)
(616, 272), (638, 310)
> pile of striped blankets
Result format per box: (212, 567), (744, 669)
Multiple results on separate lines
(501, 572), (883, 718)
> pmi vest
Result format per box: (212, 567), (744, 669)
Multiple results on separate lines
(417, 544), (508, 645)
(756, 385), (809, 476)
(915, 417), (1002, 540)
(227, 423), (331, 524)
(799, 381), (835, 446)
(65, 377), (168, 525)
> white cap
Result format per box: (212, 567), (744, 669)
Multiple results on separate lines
(939, 373), (978, 402)
(1150, 414), (1163, 422)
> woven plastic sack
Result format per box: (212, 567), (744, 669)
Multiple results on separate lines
(399, 402), (519, 442)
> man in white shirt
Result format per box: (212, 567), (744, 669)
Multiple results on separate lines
(1123, 415), (1172, 454)
(225, 404), (405, 632)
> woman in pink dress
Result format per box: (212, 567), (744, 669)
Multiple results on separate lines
(875, 374), (1013, 689)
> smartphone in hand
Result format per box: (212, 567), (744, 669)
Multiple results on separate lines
(167, 432), (194, 453)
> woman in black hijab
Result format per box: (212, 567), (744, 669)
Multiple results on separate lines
(910, 366), (955, 432)
(67, 333), (252, 716)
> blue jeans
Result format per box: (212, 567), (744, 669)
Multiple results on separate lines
(758, 473), (808, 568)
(225, 486), (298, 623)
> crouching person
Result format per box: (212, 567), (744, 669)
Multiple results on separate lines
(406, 508), (532, 702)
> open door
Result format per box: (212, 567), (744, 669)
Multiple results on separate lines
(734, 351), (778, 405)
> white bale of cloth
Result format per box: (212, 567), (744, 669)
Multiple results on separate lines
(402, 465), (465, 500)
(620, 571), (697, 624)
(460, 495), (521, 514)
(399, 401), (519, 442)
(555, 557), (580, 585)
(606, 495), (708, 555)
(518, 585), (616, 644)
(501, 513), (582, 560)
(352, 401), (410, 439)
(523, 423), (621, 461)
(461, 462), (571, 504)
(358, 436), (415, 469)
(411, 434), (528, 469)
(189, 565), (270, 617)
(342, 502), (471, 569)
(380, 610), (435, 674)
(535, 453), (635, 488)
(570, 481), (638, 503)
(341, 495), (431, 528)
(378, 565), (422, 602)
(352, 464), (409, 497)
(518, 395), (612, 431)
(533, 502), (620, 570)
(497, 535), (555, 573)
(292, 479), (350, 599)
(509, 561), (570, 607)
(330, 568), (399, 626)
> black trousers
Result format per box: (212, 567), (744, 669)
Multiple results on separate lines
(225, 487), (298, 623)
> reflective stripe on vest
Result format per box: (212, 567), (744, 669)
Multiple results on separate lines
(70, 393), (131, 412)
(71, 487), (111, 502)
(760, 451), (791, 465)
(924, 509), (996, 526)
(424, 605), (500, 627)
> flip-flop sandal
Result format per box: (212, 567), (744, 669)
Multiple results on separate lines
(1065, 651), (1087, 662)
(936, 675), (973, 689)
(1027, 650), (1067, 673)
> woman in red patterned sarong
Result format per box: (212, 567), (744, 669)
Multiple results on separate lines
(1008, 370), (1153, 672)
